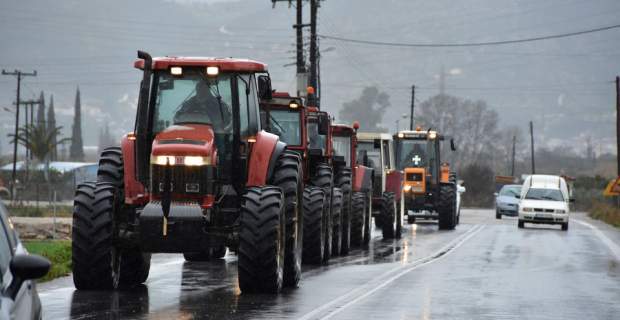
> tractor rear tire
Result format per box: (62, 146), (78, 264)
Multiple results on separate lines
(381, 192), (396, 239)
(302, 187), (325, 265)
(72, 182), (120, 290)
(311, 164), (333, 263)
(335, 169), (352, 255)
(183, 246), (227, 262)
(331, 188), (343, 256)
(407, 214), (416, 224)
(270, 150), (303, 287)
(97, 147), (124, 187)
(238, 186), (286, 293)
(363, 194), (372, 245)
(438, 184), (457, 230)
(350, 192), (366, 247)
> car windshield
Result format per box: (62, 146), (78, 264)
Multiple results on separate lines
(500, 186), (521, 197)
(525, 188), (564, 201)
(153, 69), (233, 134)
(332, 135), (351, 166)
(268, 109), (301, 145)
(396, 139), (428, 170)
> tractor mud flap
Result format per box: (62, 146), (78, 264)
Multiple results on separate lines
(139, 201), (209, 253)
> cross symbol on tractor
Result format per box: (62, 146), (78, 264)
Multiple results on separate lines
(412, 155), (421, 165)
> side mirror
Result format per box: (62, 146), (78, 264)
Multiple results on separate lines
(450, 138), (456, 151)
(373, 139), (381, 149)
(7, 254), (50, 300)
(318, 114), (329, 135)
(257, 75), (272, 100)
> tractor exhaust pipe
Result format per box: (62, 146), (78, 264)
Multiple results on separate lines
(135, 51), (153, 184)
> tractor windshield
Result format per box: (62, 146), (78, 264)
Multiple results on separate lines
(153, 69), (233, 134)
(307, 122), (326, 150)
(268, 109), (301, 145)
(357, 141), (381, 172)
(332, 136), (351, 166)
(396, 139), (429, 169)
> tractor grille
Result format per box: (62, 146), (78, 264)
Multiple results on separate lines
(151, 164), (216, 196)
(406, 173), (423, 181)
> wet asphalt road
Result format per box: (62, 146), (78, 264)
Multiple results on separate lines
(39, 209), (620, 319)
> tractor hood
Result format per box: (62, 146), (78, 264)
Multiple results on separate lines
(151, 124), (215, 159)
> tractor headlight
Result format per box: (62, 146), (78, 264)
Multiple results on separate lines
(151, 155), (211, 166)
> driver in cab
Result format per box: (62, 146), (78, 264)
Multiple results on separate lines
(173, 80), (232, 133)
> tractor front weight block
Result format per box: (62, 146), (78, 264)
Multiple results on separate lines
(139, 201), (212, 253)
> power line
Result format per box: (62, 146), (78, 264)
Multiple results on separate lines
(319, 23), (620, 48)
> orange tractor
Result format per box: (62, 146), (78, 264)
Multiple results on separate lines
(72, 52), (304, 293)
(394, 128), (458, 229)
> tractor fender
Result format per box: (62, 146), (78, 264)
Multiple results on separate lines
(247, 131), (283, 187)
(267, 141), (287, 181)
(385, 170), (404, 202)
(121, 134), (147, 205)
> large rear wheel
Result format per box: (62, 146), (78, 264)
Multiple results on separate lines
(350, 192), (365, 247)
(335, 169), (352, 255)
(302, 187), (325, 265)
(311, 164), (333, 263)
(438, 184), (457, 230)
(381, 192), (396, 239)
(96, 146), (150, 287)
(331, 188), (343, 256)
(270, 150), (303, 287)
(238, 186), (286, 293)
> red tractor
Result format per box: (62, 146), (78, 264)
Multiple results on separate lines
(331, 123), (374, 249)
(71, 52), (304, 293)
(259, 93), (343, 262)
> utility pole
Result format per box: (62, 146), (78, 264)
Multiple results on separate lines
(511, 135), (516, 177)
(272, 0), (310, 97)
(308, 0), (318, 107)
(2, 69), (37, 201)
(410, 85), (415, 130)
(529, 121), (535, 174)
(616, 76), (619, 176)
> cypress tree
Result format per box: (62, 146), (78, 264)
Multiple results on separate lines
(70, 87), (85, 161)
(37, 91), (46, 129)
(47, 95), (58, 161)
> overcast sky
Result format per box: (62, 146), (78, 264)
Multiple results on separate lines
(1, 0), (619, 156)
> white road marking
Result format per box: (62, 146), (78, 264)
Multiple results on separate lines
(298, 224), (485, 320)
(573, 219), (620, 261)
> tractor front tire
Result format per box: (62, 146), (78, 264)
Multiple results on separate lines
(438, 184), (457, 230)
(350, 192), (366, 247)
(381, 192), (396, 239)
(302, 187), (325, 265)
(238, 186), (286, 293)
(331, 188), (343, 257)
(335, 169), (352, 255)
(72, 182), (120, 290)
(271, 150), (303, 287)
(311, 164), (333, 263)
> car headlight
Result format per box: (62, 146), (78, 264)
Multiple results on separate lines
(522, 207), (533, 212)
(151, 155), (211, 166)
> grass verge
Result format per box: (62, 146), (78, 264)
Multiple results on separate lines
(588, 201), (620, 228)
(6, 205), (72, 218)
(23, 240), (71, 282)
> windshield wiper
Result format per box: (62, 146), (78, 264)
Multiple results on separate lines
(270, 114), (285, 133)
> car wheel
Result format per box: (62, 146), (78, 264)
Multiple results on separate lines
(518, 220), (524, 229)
